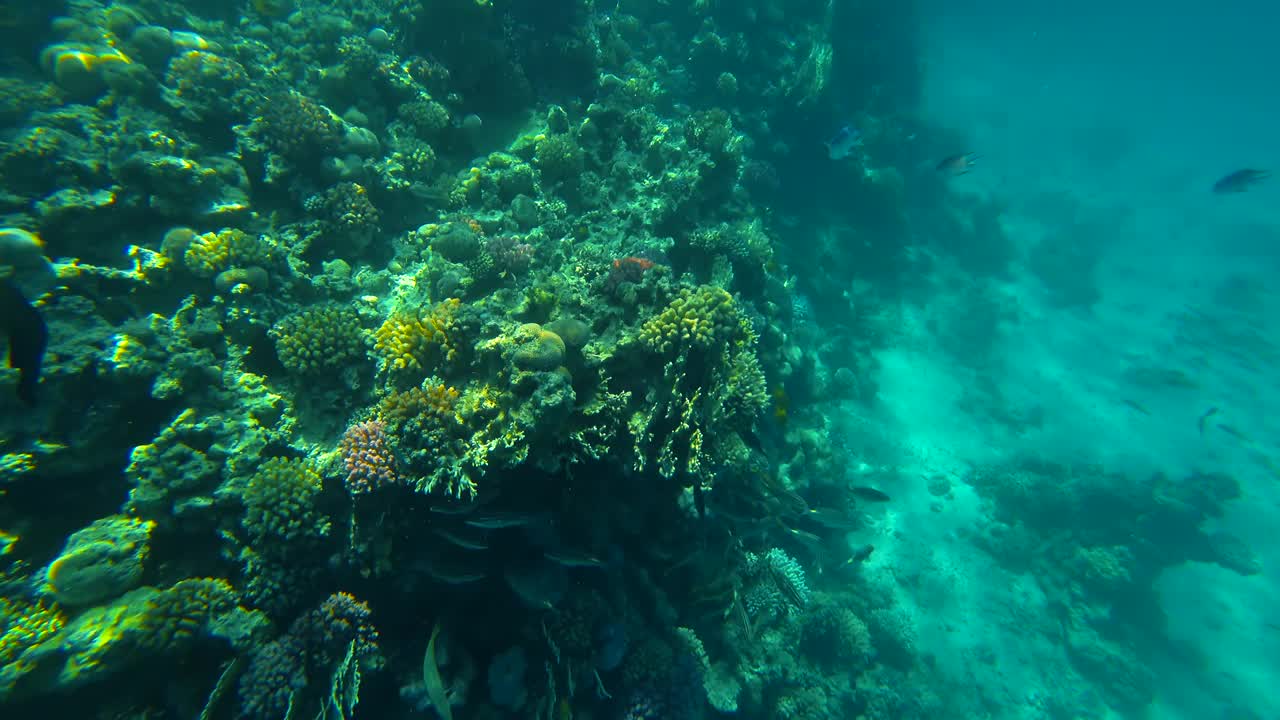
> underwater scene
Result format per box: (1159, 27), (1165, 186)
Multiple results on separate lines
(0, 0), (1275, 718)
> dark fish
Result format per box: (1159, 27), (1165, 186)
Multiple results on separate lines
(849, 486), (891, 502)
(1212, 168), (1270, 194)
(766, 562), (807, 608)
(937, 152), (978, 176)
(1217, 423), (1250, 443)
(803, 507), (859, 530)
(0, 278), (47, 406)
(848, 544), (875, 563)
(424, 566), (487, 585)
(465, 512), (545, 529)
(1121, 398), (1151, 416)
(432, 527), (489, 551)
(1198, 407), (1219, 437)
(692, 480), (706, 519)
(543, 548), (606, 569)
(825, 124), (862, 160)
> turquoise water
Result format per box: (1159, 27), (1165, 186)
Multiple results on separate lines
(0, 1), (1275, 718)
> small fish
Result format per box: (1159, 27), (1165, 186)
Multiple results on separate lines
(432, 527), (489, 551)
(1197, 407), (1219, 436)
(847, 544), (875, 563)
(849, 486), (891, 502)
(0, 278), (47, 406)
(937, 151), (979, 176)
(422, 621), (453, 720)
(543, 548), (606, 569)
(1217, 423), (1250, 443)
(825, 124), (862, 160)
(424, 564), (487, 585)
(465, 512), (544, 529)
(767, 561), (808, 608)
(1121, 398), (1151, 416)
(1212, 168), (1270, 194)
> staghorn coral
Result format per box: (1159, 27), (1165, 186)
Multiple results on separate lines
(182, 228), (274, 277)
(242, 457), (330, 553)
(270, 304), (368, 376)
(373, 298), (461, 376)
(639, 285), (745, 355)
(339, 419), (402, 495)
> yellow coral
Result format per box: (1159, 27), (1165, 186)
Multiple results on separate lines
(373, 298), (460, 374)
(183, 228), (273, 277)
(376, 381), (461, 425)
(0, 598), (64, 666)
(271, 304), (368, 375)
(639, 286), (743, 354)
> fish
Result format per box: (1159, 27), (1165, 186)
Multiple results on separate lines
(1212, 168), (1270, 193)
(767, 561), (808, 608)
(464, 511), (546, 529)
(1121, 398), (1151, 416)
(849, 486), (891, 502)
(422, 621), (453, 720)
(1217, 423), (1250, 443)
(937, 152), (979, 176)
(424, 566), (487, 585)
(825, 124), (862, 160)
(543, 548), (607, 569)
(0, 278), (47, 406)
(802, 507), (860, 530)
(432, 527), (489, 551)
(1197, 407), (1219, 437)
(847, 544), (875, 563)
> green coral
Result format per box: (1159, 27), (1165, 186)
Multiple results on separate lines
(182, 228), (274, 277)
(0, 579), (237, 700)
(242, 458), (330, 552)
(533, 132), (584, 185)
(254, 90), (343, 161)
(270, 304), (369, 376)
(44, 516), (155, 607)
(0, 598), (64, 668)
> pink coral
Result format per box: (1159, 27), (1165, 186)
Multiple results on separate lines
(338, 420), (401, 495)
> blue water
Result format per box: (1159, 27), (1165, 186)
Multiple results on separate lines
(859, 1), (1280, 717)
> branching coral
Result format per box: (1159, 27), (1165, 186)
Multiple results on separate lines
(271, 304), (368, 376)
(182, 228), (274, 277)
(373, 298), (460, 377)
(339, 419), (402, 495)
(639, 285), (746, 355)
(241, 457), (330, 554)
